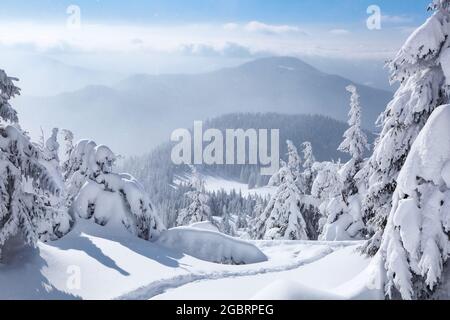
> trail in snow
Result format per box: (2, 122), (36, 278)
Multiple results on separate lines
(117, 245), (335, 300)
(152, 245), (371, 300)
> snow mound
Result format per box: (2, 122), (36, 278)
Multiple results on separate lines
(190, 221), (220, 232)
(252, 280), (343, 300)
(156, 227), (267, 265)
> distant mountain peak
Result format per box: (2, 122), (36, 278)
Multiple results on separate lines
(237, 56), (321, 74)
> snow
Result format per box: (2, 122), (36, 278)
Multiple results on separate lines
(156, 227), (267, 265)
(396, 105), (450, 194)
(278, 65), (296, 71)
(190, 221), (220, 232)
(252, 280), (343, 300)
(0, 218), (375, 300)
(200, 175), (276, 198)
(379, 104), (450, 299)
(153, 243), (372, 300)
(392, 11), (449, 70)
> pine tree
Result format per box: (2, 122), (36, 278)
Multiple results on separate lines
(236, 211), (248, 230)
(0, 70), (66, 258)
(61, 129), (74, 173)
(37, 128), (72, 241)
(379, 105), (450, 300)
(287, 140), (301, 183)
(358, 1), (450, 255)
(176, 167), (211, 226)
(319, 85), (368, 241)
(220, 205), (234, 236)
(69, 140), (164, 240)
(300, 142), (316, 194)
(339, 85), (369, 192)
(255, 141), (309, 240)
(261, 166), (309, 240)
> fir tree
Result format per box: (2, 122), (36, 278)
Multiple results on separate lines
(358, 1), (450, 254)
(0, 70), (67, 258)
(69, 140), (164, 240)
(319, 85), (368, 240)
(176, 167), (211, 226)
(300, 142), (316, 195)
(380, 105), (450, 300)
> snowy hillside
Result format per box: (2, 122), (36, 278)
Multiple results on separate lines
(175, 175), (276, 198)
(3, 0), (450, 302)
(0, 219), (376, 300)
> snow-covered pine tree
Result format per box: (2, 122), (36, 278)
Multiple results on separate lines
(0, 70), (18, 123)
(268, 140), (301, 187)
(255, 141), (310, 240)
(220, 205), (235, 236)
(61, 129), (74, 173)
(0, 70), (66, 258)
(64, 139), (97, 207)
(37, 128), (72, 241)
(287, 140), (301, 183)
(311, 161), (343, 234)
(339, 85), (369, 195)
(379, 105), (450, 300)
(358, 0), (450, 254)
(252, 197), (265, 219)
(176, 167), (211, 226)
(69, 140), (164, 240)
(236, 211), (248, 230)
(261, 165), (309, 240)
(319, 85), (368, 241)
(300, 142), (316, 195)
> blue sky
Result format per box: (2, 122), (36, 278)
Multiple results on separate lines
(0, 0), (431, 25)
(0, 0), (436, 92)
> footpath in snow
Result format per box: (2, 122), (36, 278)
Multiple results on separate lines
(0, 220), (380, 300)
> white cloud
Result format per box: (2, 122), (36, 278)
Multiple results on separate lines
(330, 29), (350, 35)
(244, 21), (303, 35)
(179, 42), (257, 58)
(381, 15), (414, 24)
(223, 23), (239, 31)
(0, 21), (407, 62)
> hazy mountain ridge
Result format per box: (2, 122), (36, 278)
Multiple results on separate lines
(16, 57), (389, 156)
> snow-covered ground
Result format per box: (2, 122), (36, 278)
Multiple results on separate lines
(203, 176), (276, 198)
(0, 220), (381, 300)
(174, 174), (276, 198)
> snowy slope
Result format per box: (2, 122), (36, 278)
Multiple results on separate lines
(175, 174), (276, 198)
(0, 219), (376, 300)
(152, 244), (374, 300)
(203, 176), (276, 198)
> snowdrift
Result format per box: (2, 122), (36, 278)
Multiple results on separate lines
(156, 227), (268, 265)
(252, 280), (343, 300)
(190, 221), (220, 232)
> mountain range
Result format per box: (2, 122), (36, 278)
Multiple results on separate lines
(16, 56), (392, 156)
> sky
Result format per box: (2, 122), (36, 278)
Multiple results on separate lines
(0, 0), (431, 25)
(0, 0), (436, 94)
(0, 0), (436, 154)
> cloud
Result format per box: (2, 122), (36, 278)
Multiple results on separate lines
(381, 15), (414, 24)
(329, 29), (350, 35)
(0, 21), (407, 62)
(223, 23), (239, 31)
(244, 21), (304, 35)
(179, 42), (257, 58)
